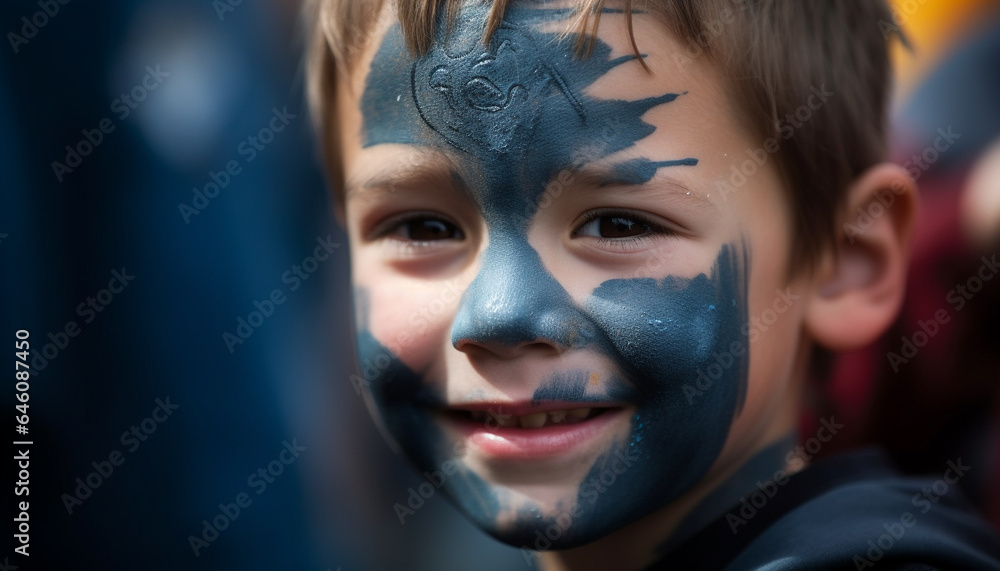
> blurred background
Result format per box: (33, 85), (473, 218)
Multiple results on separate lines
(0, 0), (997, 569)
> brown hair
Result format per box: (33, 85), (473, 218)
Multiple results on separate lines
(305, 0), (903, 273)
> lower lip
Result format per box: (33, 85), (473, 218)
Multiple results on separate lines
(441, 408), (628, 460)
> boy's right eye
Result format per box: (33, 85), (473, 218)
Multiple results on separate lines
(376, 213), (465, 242)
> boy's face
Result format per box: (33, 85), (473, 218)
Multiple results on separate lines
(338, 3), (804, 548)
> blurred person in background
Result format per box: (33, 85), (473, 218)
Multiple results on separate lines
(822, 0), (1000, 532)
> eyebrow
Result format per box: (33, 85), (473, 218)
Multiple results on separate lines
(345, 157), (471, 202)
(565, 160), (717, 212)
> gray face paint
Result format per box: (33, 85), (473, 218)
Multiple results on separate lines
(354, 3), (749, 549)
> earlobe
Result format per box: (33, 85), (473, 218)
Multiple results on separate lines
(804, 163), (919, 351)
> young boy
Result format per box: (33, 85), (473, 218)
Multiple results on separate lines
(306, 0), (1000, 568)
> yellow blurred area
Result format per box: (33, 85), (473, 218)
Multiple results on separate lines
(890, 0), (1000, 104)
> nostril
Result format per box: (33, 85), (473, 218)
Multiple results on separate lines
(453, 337), (563, 360)
(452, 338), (483, 354)
(518, 341), (563, 356)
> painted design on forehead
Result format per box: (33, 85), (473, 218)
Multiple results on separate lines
(362, 5), (700, 349)
(361, 5), (697, 226)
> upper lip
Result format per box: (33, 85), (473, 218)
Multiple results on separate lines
(441, 400), (627, 416)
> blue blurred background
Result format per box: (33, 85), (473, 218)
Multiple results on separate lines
(0, 0), (532, 568)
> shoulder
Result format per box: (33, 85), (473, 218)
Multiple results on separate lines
(729, 467), (1000, 570)
(658, 449), (1000, 571)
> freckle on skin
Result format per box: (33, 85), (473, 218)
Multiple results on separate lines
(567, 328), (580, 345)
(589, 372), (600, 385)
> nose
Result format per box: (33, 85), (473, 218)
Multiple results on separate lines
(451, 231), (596, 359)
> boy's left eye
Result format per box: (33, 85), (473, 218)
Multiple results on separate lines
(572, 209), (672, 245)
(575, 214), (649, 239)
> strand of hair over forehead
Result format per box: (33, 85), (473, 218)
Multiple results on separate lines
(365, 0), (645, 66)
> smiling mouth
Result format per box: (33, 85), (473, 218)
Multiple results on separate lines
(437, 403), (628, 460)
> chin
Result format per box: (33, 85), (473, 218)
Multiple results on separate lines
(453, 483), (639, 550)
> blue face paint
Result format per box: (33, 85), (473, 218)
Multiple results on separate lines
(354, 3), (749, 549)
(531, 370), (638, 405)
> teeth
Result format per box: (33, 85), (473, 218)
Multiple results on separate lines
(519, 412), (548, 428)
(465, 407), (601, 427)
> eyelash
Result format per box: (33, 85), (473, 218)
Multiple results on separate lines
(369, 211), (464, 254)
(573, 208), (676, 251)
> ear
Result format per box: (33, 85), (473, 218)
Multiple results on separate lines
(803, 163), (919, 351)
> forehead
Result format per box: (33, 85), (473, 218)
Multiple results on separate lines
(339, 4), (763, 217)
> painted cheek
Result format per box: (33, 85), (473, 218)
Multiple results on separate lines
(520, 244), (749, 546)
(587, 242), (748, 444)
